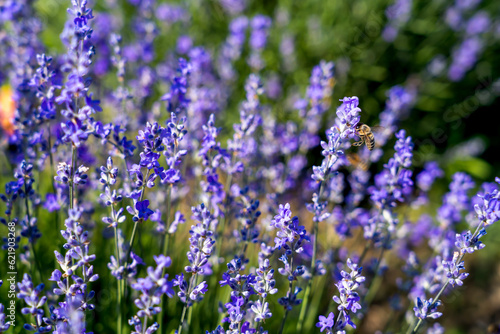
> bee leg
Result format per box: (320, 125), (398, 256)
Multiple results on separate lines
(353, 140), (364, 146)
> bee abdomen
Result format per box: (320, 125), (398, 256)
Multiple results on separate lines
(366, 134), (375, 150)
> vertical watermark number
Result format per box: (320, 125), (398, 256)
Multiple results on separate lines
(5, 219), (17, 327)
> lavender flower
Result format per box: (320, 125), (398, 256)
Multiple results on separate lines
(57, 0), (101, 148)
(17, 274), (51, 332)
(161, 58), (191, 116)
(413, 298), (442, 320)
(198, 114), (226, 218)
(408, 180), (500, 333)
(248, 15), (272, 70)
(224, 74), (263, 176)
(54, 162), (89, 186)
(300, 61), (336, 143)
(416, 161), (443, 192)
(129, 255), (174, 334)
(49, 205), (98, 330)
(2, 2), (500, 334)
(448, 37), (483, 81)
(218, 16), (248, 82)
(176, 204), (216, 333)
(382, 0), (412, 42)
(219, 257), (256, 332)
(316, 312), (335, 333)
(269, 203), (308, 330)
(219, 0), (246, 16)
(317, 259), (365, 333)
(0, 301), (10, 333)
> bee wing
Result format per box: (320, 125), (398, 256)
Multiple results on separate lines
(347, 153), (359, 164)
(347, 153), (369, 171)
(352, 141), (364, 146)
(370, 125), (388, 149)
(370, 125), (385, 132)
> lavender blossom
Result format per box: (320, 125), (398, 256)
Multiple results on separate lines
(0, 301), (10, 333)
(219, 0), (246, 16)
(219, 257), (256, 332)
(224, 74), (263, 176)
(198, 114), (226, 218)
(269, 203), (308, 332)
(161, 58), (191, 116)
(250, 258), (277, 325)
(218, 16), (248, 82)
(57, 0), (101, 148)
(17, 274), (51, 332)
(317, 259), (365, 333)
(248, 15), (272, 70)
(49, 205), (98, 331)
(448, 37), (483, 81)
(413, 298), (442, 320)
(382, 0), (412, 42)
(176, 204), (216, 333)
(408, 180), (500, 333)
(129, 255), (174, 334)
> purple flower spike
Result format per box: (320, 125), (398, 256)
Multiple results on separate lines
(136, 200), (154, 221)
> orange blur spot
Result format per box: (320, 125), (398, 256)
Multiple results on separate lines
(0, 85), (16, 135)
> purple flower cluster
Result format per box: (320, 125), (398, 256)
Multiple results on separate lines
(317, 259), (365, 333)
(311, 96), (362, 184)
(224, 74), (263, 176)
(218, 16), (248, 82)
(409, 180), (500, 331)
(248, 15), (272, 70)
(17, 274), (50, 333)
(58, 0), (102, 148)
(369, 130), (413, 207)
(0, 302), (10, 332)
(198, 114), (226, 218)
(270, 203), (308, 314)
(219, 257), (257, 332)
(129, 255), (174, 334)
(48, 206), (99, 330)
(382, 0), (412, 42)
(175, 203), (215, 322)
(443, 1), (492, 81)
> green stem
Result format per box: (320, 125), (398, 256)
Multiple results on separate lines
(158, 185), (172, 332)
(296, 180), (326, 332)
(160, 185), (173, 257)
(24, 181), (43, 283)
(359, 238), (388, 318)
(123, 170), (150, 271)
(358, 239), (372, 265)
(142, 316), (148, 334)
(30, 243), (43, 283)
(47, 129), (60, 232)
(215, 167), (234, 262)
(70, 146), (77, 209)
(114, 225), (122, 334)
(178, 273), (197, 334)
(213, 162), (235, 328)
(278, 257), (294, 334)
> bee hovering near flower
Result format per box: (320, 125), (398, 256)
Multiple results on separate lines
(353, 123), (376, 151)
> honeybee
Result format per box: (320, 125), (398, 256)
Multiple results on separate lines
(353, 123), (375, 151)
